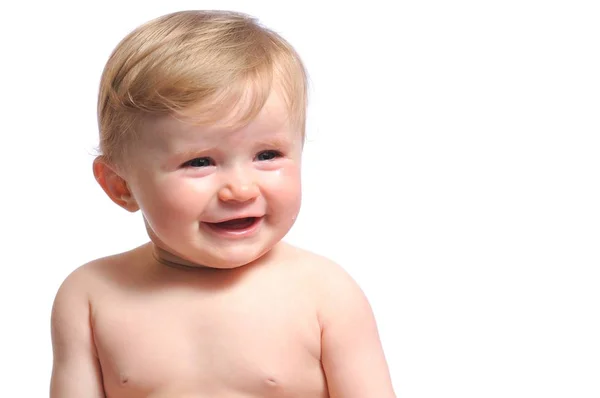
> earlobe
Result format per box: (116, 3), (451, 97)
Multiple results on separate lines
(93, 157), (140, 212)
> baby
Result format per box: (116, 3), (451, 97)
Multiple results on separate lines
(50, 10), (395, 398)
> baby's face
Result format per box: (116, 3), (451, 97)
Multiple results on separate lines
(123, 90), (303, 269)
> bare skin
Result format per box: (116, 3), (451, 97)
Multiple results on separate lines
(51, 241), (395, 397)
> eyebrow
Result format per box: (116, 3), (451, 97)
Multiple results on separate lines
(170, 145), (218, 162)
(168, 133), (295, 162)
(254, 135), (294, 148)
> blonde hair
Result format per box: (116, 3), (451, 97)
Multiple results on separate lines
(97, 10), (308, 166)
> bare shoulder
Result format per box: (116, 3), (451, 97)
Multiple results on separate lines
(52, 244), (146, 309)
(276, 241), (345, 278)
(58, 249), (126, 284)
(277, 242), (367, 312)
(278, 241), (343, 270)
(50, 249), (141, 397)
(52, 257), (106, 305)
(51, 245), (147, 356)
(280, 244), (397, 396)
(50, 257), (103, 351)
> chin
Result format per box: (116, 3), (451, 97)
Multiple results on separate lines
(204, 244), (274, 269)
(147, 223), (285, 270)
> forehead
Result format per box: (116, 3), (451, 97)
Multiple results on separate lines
(140, 89), (296, 150)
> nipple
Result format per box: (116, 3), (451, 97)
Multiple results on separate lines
(266, 377), (277, 386)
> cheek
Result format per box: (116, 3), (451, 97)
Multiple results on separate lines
(134, 176), (214, 221)
(261, 166), (302, 209)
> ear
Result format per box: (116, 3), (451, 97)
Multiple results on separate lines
(93, 157), (140, 212)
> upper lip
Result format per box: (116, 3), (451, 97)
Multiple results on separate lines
(204, 215), (264, 224)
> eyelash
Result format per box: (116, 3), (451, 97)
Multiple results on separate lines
(255, 150), (283, 161)
(181, 157), (215, 168)
(181, 150), (283, 168)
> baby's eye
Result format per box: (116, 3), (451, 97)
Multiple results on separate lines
(182, 157), (215, 168)
(256, 150), (282, 161)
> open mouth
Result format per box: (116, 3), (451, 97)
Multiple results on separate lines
(209, 217), (259, 230)
(203, 217), (263, 237)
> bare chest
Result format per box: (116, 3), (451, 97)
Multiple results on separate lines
(92, 284), (327, 398)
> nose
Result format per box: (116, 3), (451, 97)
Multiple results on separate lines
(218, 168), (260, 203)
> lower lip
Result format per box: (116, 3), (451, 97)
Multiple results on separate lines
(201, 217), (264, 239)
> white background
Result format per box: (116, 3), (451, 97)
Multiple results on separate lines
(0, 0), (599, 396)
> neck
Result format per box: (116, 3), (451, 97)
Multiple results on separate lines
(151, 244), (212, 271)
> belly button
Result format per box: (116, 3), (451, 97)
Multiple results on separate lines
(120, 374), (128, 384)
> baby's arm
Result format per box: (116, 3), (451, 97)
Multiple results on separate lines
(318, 260), (396, 397)
(50, 268), (105, 398)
